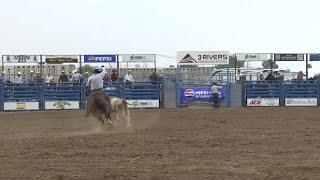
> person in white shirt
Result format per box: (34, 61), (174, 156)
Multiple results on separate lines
(15, 72), (24, 84)
(86, 66), (112, 113)
(211, 82), (222, 108)
(46, 72), (53, 83)
(124, 70), (134, 89)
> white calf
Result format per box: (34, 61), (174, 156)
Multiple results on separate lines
(111, 97), (131, 128)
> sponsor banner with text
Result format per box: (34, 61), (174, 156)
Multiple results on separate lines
(285, 98), (317, 106)
(121, 54), (154, 62)
(179, 87), (225, 101)
(45, 55), (78, 64)
(177, 51), (229, 65)
(236, 53), (268, 61)
(84, 55), (117, 63)
(4, 102), (40, 110)
(274, 54), (304, 61)
(4, 55), (40, 63)
(45, 101), (80, 110)
(126, 100), (159, 108)
(247, 98), (279, 107)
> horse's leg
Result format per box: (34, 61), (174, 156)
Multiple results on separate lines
(105, 111), (112, 125)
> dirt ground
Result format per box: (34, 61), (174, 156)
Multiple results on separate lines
(1, 107), (320, 180)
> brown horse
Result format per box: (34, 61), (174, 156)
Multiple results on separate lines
(86, 92), (112, 126)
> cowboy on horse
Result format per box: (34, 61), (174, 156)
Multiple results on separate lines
(86, 66), (112, 116)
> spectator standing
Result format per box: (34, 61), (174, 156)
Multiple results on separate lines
(15, 72), (23, 84)
(149, 72), (159, 84)
(111, 69), (118, 82)
(27, 70), (36, 83)
(297, 71), (305, 81)
(58, 71), (68, 83)
(35, 72), (44, 84)
(124, 70), (134, 89)
(71, 70), (83, 82)
(1, 71), (8, 83)
(211, 82), (222, 108)
(46, 72), (53, 83)
(103, 73), (112, 83)
(83, 72), (90, 84)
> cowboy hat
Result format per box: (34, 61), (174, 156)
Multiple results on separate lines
(18, 72), (22, 75)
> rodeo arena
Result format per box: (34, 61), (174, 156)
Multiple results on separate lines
(1, 52), (320, 179)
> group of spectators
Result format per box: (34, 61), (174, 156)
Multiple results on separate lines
(0, 69), (161, 86)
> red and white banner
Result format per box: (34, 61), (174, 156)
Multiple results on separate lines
(247, 98), (279, 107)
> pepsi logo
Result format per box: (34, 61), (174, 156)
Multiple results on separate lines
(184, 89), (195, 99)
(88, 56), (95, 61)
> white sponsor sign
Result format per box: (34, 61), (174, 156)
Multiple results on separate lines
(236, 53), (268, 61)
(177, 51), (229, 65)
(247, 98), (279, 107)
(4, 55), (40, 63)
(4, 102), (39, 110)
(285, 98), (317, 106)
(121, 54), (154, 62)
(126, 100), (159, 108)
(45, 101), (80, 110)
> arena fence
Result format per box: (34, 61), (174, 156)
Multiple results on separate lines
(245, 80), (320, 107)
(0, 81), (163, 111)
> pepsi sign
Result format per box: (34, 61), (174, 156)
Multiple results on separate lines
(84, 55), (116, 63)
(180, 87), (225, 101)
(184, 89), (195, 99)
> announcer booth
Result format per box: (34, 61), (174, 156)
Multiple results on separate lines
(1, 55), (41, 111)
(42, 55), (81, 110)
(176, 51), (231, 108)
(82, 54), (121, 108)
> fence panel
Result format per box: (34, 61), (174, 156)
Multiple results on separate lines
(123, 81), (160, 108)
(284, 81), (319, 106)
(1, 83), (41, 111)
(246, 80), (282, 107)
(43, 83), (81, 110)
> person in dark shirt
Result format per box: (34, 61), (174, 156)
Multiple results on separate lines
(111, 69), (117, 82)
(58, 71), (68, 83)
(149, 72), (158, 84)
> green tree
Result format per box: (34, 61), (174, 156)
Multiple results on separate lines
(262, 59), (279, 69)
(215, 55), (245, 69)
(77, 64), (95, 73)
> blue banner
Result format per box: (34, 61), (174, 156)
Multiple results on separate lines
(180, 87), (225, 101)
(309, 54), (320, 61)
(84, 55), (117, 63)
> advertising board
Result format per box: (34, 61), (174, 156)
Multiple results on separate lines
(4, 55), (40, 63)
(285, 98), (317, 106)
(84, 55), (117, 63)
(177, 51), (229, 65)
(45, 101), (80, 110)
(4, 102), (40, 110)
(247, 98), (279, 107)
(126, 100), (159, 108)
(179, 87), (225, 101)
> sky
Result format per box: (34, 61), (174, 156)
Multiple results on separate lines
(1, 0), (320, 76)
